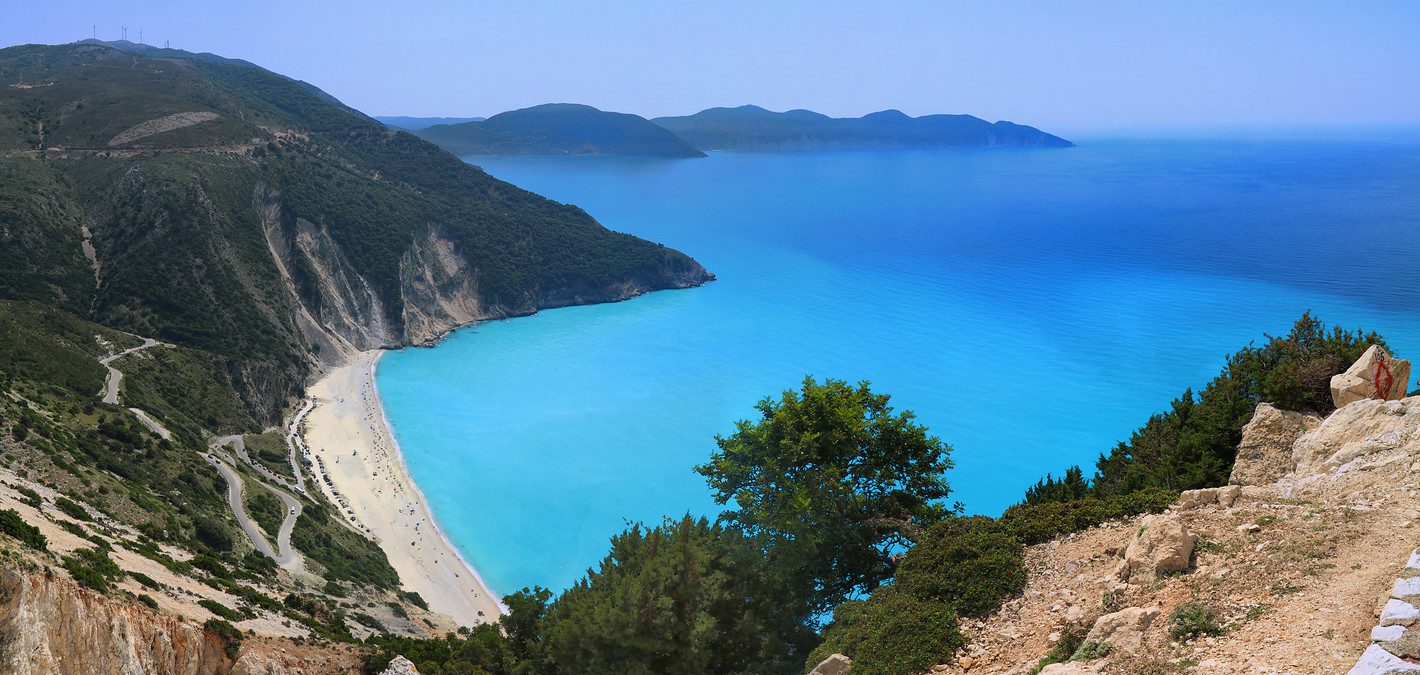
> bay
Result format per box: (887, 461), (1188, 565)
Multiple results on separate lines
(376, 135), (1420, 596)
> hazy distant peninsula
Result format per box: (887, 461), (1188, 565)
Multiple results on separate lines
(652, 105), (1074, 150)
(413, 103), (706, 157)
(376, 115), (485, 131)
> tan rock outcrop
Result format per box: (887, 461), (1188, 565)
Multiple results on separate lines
(0, 565), (230, 675)
(1229, 403), (1322, 486)
(1292, 397), (1420, 476)
(808, 653), (852, 675)
(1332, 344), (1411, 408)
(1113, 515), (1194, 583)
(1084, 607), (1161, 653)
(1176, 486), (1242, 510)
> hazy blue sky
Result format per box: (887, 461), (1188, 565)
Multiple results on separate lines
(6, 1), (1418, 133)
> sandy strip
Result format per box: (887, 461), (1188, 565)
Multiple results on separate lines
(303, 351), (504, 626)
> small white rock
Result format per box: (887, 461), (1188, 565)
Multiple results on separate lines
(1373, 625), (1406, 642)
(1381, 599), (1420, 624)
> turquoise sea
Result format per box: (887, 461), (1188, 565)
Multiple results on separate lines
(375, 134), (1420, 597)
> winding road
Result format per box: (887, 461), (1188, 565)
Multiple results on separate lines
(207, 437), (302, 567)
(97, 336), (303, 569)
(98, 337), (157, 404)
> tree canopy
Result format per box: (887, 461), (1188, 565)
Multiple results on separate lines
(695, 376), (955, 616)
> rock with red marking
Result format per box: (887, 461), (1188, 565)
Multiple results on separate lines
(1332, 345), (1410, 408)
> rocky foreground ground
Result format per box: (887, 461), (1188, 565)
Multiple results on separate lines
(916, 394), (1420, 675)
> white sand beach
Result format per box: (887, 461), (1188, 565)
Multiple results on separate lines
(303, 351), (503, 626)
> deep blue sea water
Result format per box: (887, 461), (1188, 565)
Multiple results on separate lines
(375, 136), (1420, 597)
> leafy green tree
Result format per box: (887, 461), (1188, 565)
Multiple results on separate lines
(542, 515), (814, 675)
(1023, 465), (1088, 505)
(501, 586), (552, 669)
(695, 377), (954, 616)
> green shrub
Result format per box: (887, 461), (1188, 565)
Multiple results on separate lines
(60, 548), (121, 592)
(0, 508), (47, 550)
(1026, 623), (1089, 674)
(351, 612), (384, 631)
(1070, 639), (1114, 661)
(399, 590), (428, 611)
(54, 496), (90, 521)
(998, 488), (1177, 546)
(204, 618), (242, 660)
(63, 558), (109, 591)
(1167, 602), (1223, 639)
(809, 591), (964, 675)
(199, 599), (242, 622)
(130, 571), (160, 589)
(137, 593), (159, 610)
(190, 555), (231, 579)
(894, 516), (1026, 616)
(15, 485), (41, 508)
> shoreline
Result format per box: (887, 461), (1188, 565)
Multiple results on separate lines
(365, 354), (509, 616)
(303, 350), (504, 626)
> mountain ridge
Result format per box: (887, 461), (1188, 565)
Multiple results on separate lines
(653, 104), (1074, 150)
(412, 103), (706, 157)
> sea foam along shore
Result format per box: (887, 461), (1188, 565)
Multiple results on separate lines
(303, 350), (506, 627)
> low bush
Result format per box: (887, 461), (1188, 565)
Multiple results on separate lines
(808, 591), (964, 675)
(1070, 639), (1114, 661)
(894, 516), (1026, 616)
(0, 508), (46, 550)
(54, 496), (90, 521)
(199, 599), (243, 622)
(1167, 602), (1224, 639)
(997, 488), (1178, 546)
(204, 618), (242, 660)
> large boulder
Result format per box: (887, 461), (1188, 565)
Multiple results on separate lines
(808, 653), (851, 675)
(381, 655), (420, 675)
(1332, 344), (1411, 408)
(1113, 514), (1194, 583)
(1229, 403), (1322, 486)
(1084, 607), (1161, 653)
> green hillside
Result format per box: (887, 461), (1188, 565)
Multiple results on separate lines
(414, 103), (706, 157)
(0, 43), (712, 428)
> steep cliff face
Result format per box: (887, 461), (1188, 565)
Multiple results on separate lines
(0, 566), (229, 675)
(255, 181), (714, 356)
(0, 565), (364, 675)
(399, 224), (488, 344)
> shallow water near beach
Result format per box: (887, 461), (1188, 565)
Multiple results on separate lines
(376, 134), (1420, 597)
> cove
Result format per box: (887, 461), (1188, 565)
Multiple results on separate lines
(376, 136), (1420, 596)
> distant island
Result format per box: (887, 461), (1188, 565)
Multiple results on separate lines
(376, 116), (485, 131)
(412, 103), (706, 157)
(652, 105), (1074, 150)
(407, 102), (1073, 156)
